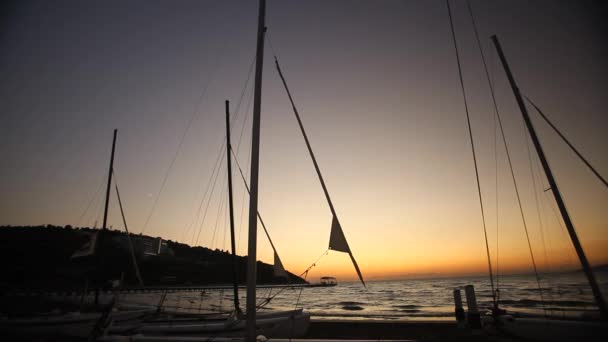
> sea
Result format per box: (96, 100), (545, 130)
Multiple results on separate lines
(119, 269), (608, 321)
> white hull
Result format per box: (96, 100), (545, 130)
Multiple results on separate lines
(0, 309), (148, 338)
(132, 310), (310, 337)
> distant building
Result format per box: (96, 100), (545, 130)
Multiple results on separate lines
(116, 234), (170, 257)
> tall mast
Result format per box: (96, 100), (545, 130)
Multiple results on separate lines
(102, 129), (118, 230)
(491, 35), (608, 319)
(225, 100), (241, 315)
(246, 0), (266, 340)
(274, 57), (365, 287)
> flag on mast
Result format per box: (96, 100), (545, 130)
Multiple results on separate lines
(328, 215), (366, 287)
(273, 252), (288, 277)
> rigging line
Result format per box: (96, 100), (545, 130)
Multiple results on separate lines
(495, 123), (500, 298)
(210, 174), (228, 249)
(230, 147), (281, 257)
(528, 144), (552, 272)
(76, 174), (107, 227)
(525, 96), (608, 189)
(467, 0), (544, 309)
(520, 110), (549, 316)
(231, 92), (253, 249)
(236, 134), (253, 253)
(209, 174), (227, 248)
(235, 82), (256, 253)
(141, 7), (244, 236)
(141, 82), (215, 236)
(272, 51), (366, 288)
(231, 132), (306, 313)
(232, 54), (257, 151)
(542, 189), (577, 269)
(112, 169), (144, 288)
(299, 249), (329, 278)
(235, 73), (256, 156)
(494, 78), (500, 298)
(181, 54), (255, 245)
(92, 181), (108, 229)
(256, 249), (330, 311)
(531, 160), (557, 311)
(446, 0), (496, 309)
(181, 143), (225, 243)
(181, 56), (255, 245)
(233, 80), (255, 252)
(194, 152), (227, 246)
(223, 186), (229, 252)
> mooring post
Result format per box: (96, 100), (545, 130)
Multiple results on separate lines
(464, 285), (481, 329)
(454, 288), (466, 326)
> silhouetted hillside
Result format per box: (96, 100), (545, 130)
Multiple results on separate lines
(0, 225), (306, 291)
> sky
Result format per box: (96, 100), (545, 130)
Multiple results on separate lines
(1, 0), (607, 282)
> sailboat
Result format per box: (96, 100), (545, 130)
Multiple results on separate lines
(120, 100), (311, 338)
(108, 0), (368, 340)
(445, 1), (607, 339)
(0, 129), (152, 340)
(483, 35), (608, 342)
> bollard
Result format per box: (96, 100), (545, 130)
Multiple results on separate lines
(464, 285), (482, 329)
(453, 289), (466, 325)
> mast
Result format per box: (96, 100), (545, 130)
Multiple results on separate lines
(225, 100), (241, 315)
(102, 129), (118, 230)
(491, 35), (608, 319)
(273, 57), (365, 287)
(246, 0), (266, 340)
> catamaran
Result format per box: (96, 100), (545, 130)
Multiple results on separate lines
(446, 1), (607, 340)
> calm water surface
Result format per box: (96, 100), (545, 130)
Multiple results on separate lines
(121, 270), (608, 321)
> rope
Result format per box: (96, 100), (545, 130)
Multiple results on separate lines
(140, 67), (218, 236)
(255, 249), (329, 310)
(230, 147), (282, 258)
(181, 145), (224, 243)
(235, 81), (255, 252)
(525, 96), (608, 189)
(187, 52), (256, 246)
(466, 0), (546, 312)
(76, 175), (106, 227)
(520, 112), (548, 316)
(209, 175), (229, 248)
(193, 154), (225, 246)
(113, 170), (145, 288)
(446, 0), (496, 309)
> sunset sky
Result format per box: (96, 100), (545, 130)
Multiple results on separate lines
(1, 1), (606, 282)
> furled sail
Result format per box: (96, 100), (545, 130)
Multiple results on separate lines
(274, 55), (366, 287)
(71, 231), (99, 258)
(328, 216), (365, 287)
(328, 216), (349, 253)
(273, 252), (288, 277)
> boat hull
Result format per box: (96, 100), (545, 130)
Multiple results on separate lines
(133, 310), (310, 338)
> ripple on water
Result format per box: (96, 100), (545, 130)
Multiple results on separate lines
(338, 301), (366, 311)
(392, 304), (422, 309)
